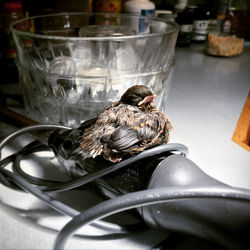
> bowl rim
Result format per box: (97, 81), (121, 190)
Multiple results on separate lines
(10, 12), (179, 41)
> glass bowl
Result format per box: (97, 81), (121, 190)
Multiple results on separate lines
(11, 12), (178, 127)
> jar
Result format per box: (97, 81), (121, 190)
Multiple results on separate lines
(176, 6), (195, 47)
(192, 6), (210, 42)
(227, 0), (248, 39)
(123, 0), (155, 34)
(123, 0), (155, 15)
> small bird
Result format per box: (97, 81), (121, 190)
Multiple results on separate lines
(49, 85), (172, 163)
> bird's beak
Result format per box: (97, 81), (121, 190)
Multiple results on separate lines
(138, 94), (156, 106)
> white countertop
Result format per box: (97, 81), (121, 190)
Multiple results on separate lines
(166, 43), (250, 189)
(0, 43), (250, 249)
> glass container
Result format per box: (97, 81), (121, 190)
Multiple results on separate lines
(11, 12), (178, 127)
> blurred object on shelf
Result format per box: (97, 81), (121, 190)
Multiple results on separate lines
(226, 0), (248, 39)
(216, 0), (249, 40)
(206, 0), (219, 34)
(191, 5), (210, 42)
(207, 18), (218, 34)
(93, 0), (122, 13)
(216, 0), (228, 32)
(92, 0), (123, 25)
(123, 0), (155, 15)
(175, 5), (196, 47)
(174, 0), (187, 13)
(122, 0), (155, 34)
(205, 33), (244, 57)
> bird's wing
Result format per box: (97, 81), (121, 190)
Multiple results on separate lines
(79, 104), (141, 159)
(101, 125), (141, 152)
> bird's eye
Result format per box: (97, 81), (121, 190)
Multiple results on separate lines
(62, 140), (72, 151)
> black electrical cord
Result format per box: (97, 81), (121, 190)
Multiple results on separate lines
(0, 124), (189, 194)
(0, 141), (60, 190)
(12, 142), (188, 193)
(0, 125), (77, 190)
(0, 125), (187, 233)
(0, 154), (17, 188)
(0, 125), (140, 233)
(0, 151), (136, 233)
(0, 140), (47, 190)
(1, 129), (189, 193)
(1, 167), (79, 217)
(0, 124), (71, 159)
(42, 143), (188, 193)
(12, 143), (64, 186)
(54, 185), (250, 250)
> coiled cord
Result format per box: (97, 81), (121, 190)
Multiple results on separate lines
(0, 124), (188, 234)
(54, 185), (250, 250)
